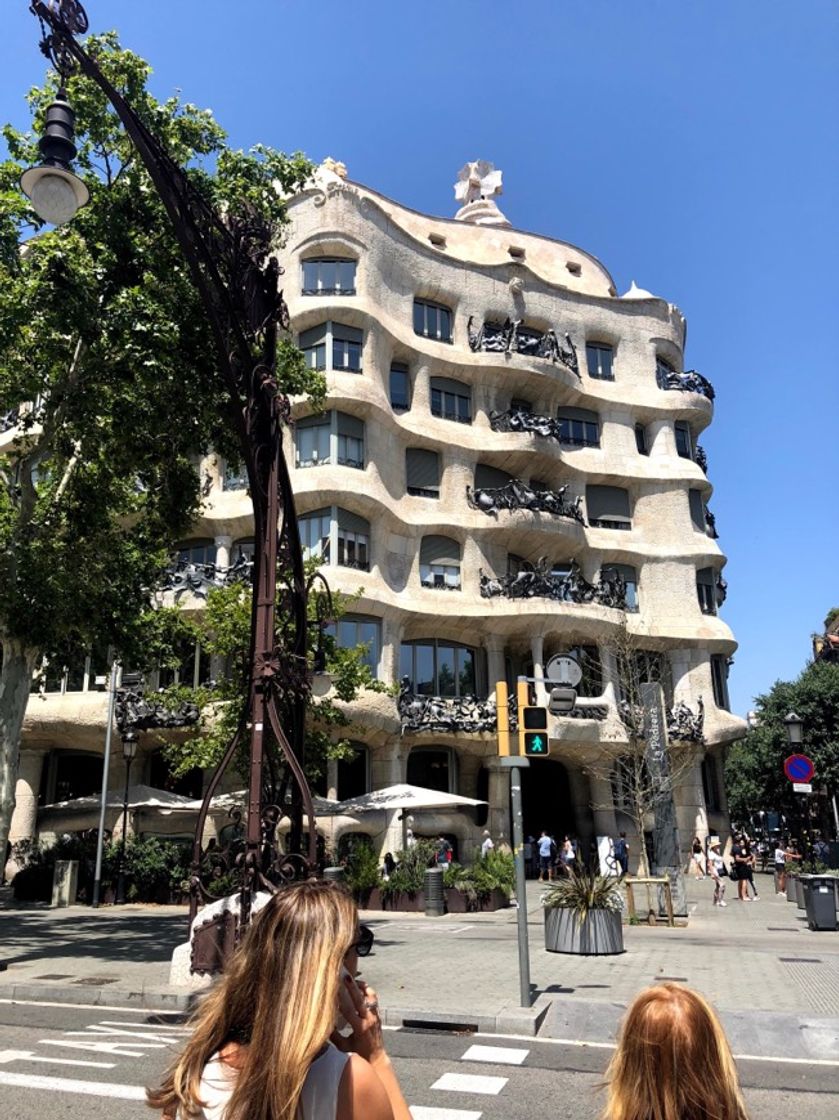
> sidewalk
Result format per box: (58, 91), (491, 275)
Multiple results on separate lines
(1, 874), (837, 1058)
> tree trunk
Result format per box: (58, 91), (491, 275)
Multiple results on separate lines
(0, 638), (39, 874)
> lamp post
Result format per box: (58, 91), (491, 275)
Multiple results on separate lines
(21, 1), (321, 951)
(114, 729), (137, 905)
(784, 711), (810, 857)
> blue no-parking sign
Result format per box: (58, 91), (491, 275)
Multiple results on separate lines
(784, 754), (815, 783)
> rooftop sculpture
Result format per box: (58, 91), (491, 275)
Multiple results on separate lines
(454, 160), (510, 227)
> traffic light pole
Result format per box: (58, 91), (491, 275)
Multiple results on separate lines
(501, 754), (532, 1008)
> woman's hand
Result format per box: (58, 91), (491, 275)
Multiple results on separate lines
(337, 973), (387, 1067)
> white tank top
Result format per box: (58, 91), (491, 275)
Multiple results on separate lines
(196, 1040), (349, 1120)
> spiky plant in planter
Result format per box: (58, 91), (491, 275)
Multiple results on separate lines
(543, 864), (625, 955)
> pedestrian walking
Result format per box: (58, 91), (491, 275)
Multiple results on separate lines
(707, 839), (727, 907)
(537, 830), (554, 882)
(690, 835), (705, 879)
(147, 880), (411, 1120)
(523, 835), (535, 878)
(730, 833), (750, 901)
(774, 837), (799, 894)
(741, 839), (759, 900)
(601, 983), (750, 1120)
(613, 831), (629, 876)
(480, 830), (494, 858)
(435, 834), (452, 867)
(561, 835), (575, 875)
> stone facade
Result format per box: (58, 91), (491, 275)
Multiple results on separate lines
(10, 163), (746, 870)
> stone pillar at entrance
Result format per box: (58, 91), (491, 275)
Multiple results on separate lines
(486, 760), (509, 845)
(6, 749), (47, 878)
(672, 752), (708, 857)
(214, 534), (232, 570)
(589, 775), (618, 842)
(530, 634), (546, 704)
(566, 766), (594, 859)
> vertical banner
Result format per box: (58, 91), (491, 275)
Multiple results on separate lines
(640, 682), (687, 916)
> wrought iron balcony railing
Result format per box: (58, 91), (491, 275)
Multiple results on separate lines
(656, 367), (715, 401)
(618, 697), (705, 743)
(161, 555), (254, 600)
(1, 408), (21, 434)
(397, 678), (500, 734)
(115, 678), (201, 733)
(694, 444), (708, 473)
(489, 407), (599, 447)
(467, 316), (579, 376)
(480, 560), (627, 609)
(466, 478), (585, 523)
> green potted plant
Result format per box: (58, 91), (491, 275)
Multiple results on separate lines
(542, 864), (625, 955)
(380, 840), (435, 910)
(344, 841), (383, 909)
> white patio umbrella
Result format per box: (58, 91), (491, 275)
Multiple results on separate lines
(334, 783), (486, 815)
(41, 784), (198, 812)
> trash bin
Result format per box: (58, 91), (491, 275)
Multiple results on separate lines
(323, 866), (346, 885)
(795, 875), (807, 909)
(424, 867), (445, 917)
(804, 875), (838, 931)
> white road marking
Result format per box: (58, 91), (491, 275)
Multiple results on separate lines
(97, 1020), (189, 1033)
(460, 1044), (529, 1065)
(0, 1048), (114, 1069)
(0, 1071), (146, 1099)
(0, 997), (185, 1014)
(63, 1025), (172, 1043)
(431, 1072), (507, 1095)
(410, 1109), (483, 1120)
(39, 1040), (148, 1057)
(388, 924), (473, 934)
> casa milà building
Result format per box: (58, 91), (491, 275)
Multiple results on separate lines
(10, 160), (746, 867)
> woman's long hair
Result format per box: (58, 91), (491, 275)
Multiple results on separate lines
(147, 880), (357, 1120)
(601, 984), (750, 1120)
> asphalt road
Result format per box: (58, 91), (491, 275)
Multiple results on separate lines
(1, 998), (837, 1119)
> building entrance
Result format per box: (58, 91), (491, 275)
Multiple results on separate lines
(519, 758), (575, 845)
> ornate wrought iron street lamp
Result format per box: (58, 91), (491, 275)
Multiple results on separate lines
(22, 0), (320, 948)
(114, 728), (137, 905)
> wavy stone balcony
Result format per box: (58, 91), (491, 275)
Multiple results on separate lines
(466, 478), (585, 523)
(467, 316), (579, 377)
(656, 367), (715, 401)
(479, 560), (628, 610)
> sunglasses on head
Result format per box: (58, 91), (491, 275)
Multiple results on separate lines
(351, 924), (374, 957)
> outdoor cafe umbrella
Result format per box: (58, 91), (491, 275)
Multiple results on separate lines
(334, 783), (487, 851)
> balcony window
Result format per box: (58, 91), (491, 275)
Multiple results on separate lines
(586, 342), (614, 380)
(420, 535), (461, 590)
(688, 488), (706, 531)
(158, 637), (211, 690)
(510, 397), (532, 414)
(406, 448), (441, 498)
(295, 411), (365, 470)
(697, 568), (716, 615)
(675, 421), (693, 459)
(557, 407), (600, 448)
(400, 639), (477, 697)
(710, 655), (731, 710)
(702, 754), (722, 811)
(330, 615), (381, 676)
(232, 537), (255, 563)
(302, 257), (357, 295)
(177, 538), (215, 567)
(656, 356), (675, 381)
(635, 423), (648, 455)
(413, 299), (453, 343)
(223, 460), (249, 491)
(430, 376), (471, 424)
(299, 322), (363, 373)
(300, 507), (370, 570)
(407, 747), (457, 794)
(601, 563), (639, 611)
(586, 485), (631, 530)
(317, 741), (370, 800)
(390, 362), (410, 411)
(474, 463), (512, 490)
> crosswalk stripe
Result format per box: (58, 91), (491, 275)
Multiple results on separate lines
(0, 1071), (146, 1099)
(410, 1109), (483, 1120)
(460, 1043), (529, 1066)
(431, 1072), (507, 1095)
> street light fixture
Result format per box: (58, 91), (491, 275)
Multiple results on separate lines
(19, 90), (89, 224)
(114, 729), (138, 905)
(784, 711), (804, 745)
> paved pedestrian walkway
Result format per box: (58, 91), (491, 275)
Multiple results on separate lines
(1, 872), (837, 1058)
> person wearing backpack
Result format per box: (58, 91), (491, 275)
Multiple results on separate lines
(613, 831), (629, 876)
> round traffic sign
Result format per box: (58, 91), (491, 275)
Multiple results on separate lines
(784, 754), (814, 783)
(545, 654), (583, 688)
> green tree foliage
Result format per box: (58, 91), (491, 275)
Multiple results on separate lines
(0, 34), (315, 855)
(154, 575), (389, 791)
(725, 659), (839, 824)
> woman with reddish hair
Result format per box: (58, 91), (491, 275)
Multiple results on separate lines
(601, 983), (750, 1120)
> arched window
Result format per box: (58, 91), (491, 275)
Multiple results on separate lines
(420, 536), (461, 590)
(328, 615), (381, 676)
(557, 407), (600, 448)
(301, 257), (357, 295)
(295, 411), (365, 470)
(299, 322), (363, 373)
(299, 508), (370, 570)
(337, 741), (369, 800)
(407, 747), (458, 794)
(413, 299), (453, 343)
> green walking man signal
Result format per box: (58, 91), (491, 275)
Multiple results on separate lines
(519, 693), (550, 757)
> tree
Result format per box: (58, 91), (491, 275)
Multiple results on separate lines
(153, 574), (390, 795)
(581, 623), (702, 876)
(725, 659), (839, 833)
(0, 35), (315, 860)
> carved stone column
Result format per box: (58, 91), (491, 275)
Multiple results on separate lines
(326, 758), (339, 802)
(589, 775), (618, 843)
(6, 749), (47, 878)
(484, 639), (506, 694)
(672, 752), (708, 856)
(215, 534), (232, 570)
(486, 760), (510, 843)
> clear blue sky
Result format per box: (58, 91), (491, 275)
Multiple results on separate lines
(4, 2), (837, 716)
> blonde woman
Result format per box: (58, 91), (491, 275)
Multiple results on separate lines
(601, 984), (750, 1120)
(147, 880), (411, 1120)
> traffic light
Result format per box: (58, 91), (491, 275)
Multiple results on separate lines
(517, 680), (550, 756)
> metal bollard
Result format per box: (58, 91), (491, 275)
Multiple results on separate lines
(424, 866), (445, 917)
(323, 866), (346, 885)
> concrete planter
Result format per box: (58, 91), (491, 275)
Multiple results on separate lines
(356, 887), (383, 911)
(381, 890), (425, 912)
(445, 887), (508, 913)
(544, 906), (624, 955)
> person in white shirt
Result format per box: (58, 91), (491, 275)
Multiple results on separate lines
(481, 830), (495, 858)
(147, 881), (411, 1120)
(707, 839), (727, 907)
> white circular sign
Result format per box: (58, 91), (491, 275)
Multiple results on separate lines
(545, 654), (583, 687)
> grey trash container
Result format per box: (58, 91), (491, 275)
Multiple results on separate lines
(804, 875), (838, 931)
(424, 867), (445, 916)
(323, 866), (346, 885)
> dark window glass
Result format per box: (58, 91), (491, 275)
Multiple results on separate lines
(710, 655), (730, 710)
(675, 421), (693, 459)
(300, 325), (328, 371)
(149, 750), (203, 798)
(413, 299), (453, 343)
(177, 539), (215, 566)
(302, 258), (356, 295)
(406, 448), (441, 497)
(430, 378), (471, 424)
(400, 639), (480, 698)
(635, 424), (648, 455)
(510, 398), (532, 414)
(586, 485), (632, 529)
(331, 615), (381, 676)
(337, 742), (368, 799)
(656, 356), (674, 379)
(702, 755), (722, 810)
(390, 363), (410, 410)
(420, 536), (461, 589)
(332, 325), (363, 372)
(557, 408), (600, 448)
(688, 489), (706, 531)
(295, 415), (331, 467)
(232, 537), (255, 562)
(407, 749), (453, 794)
(696, 568), (716, 615)
(601, 564), (639, 611)
(586, 343), (614, 380)
(52, 752), (101, 803)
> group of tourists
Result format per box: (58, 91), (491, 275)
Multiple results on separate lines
(147, 879), (752, 1119)
(529, 830), (577, 880)
(696, 832), (775, 907)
